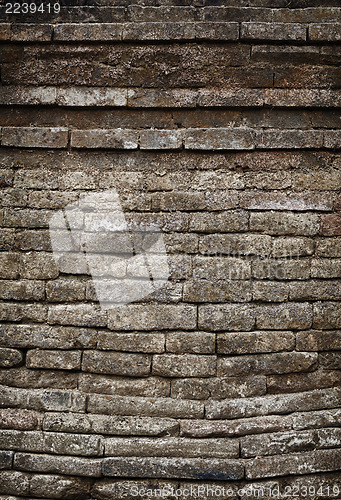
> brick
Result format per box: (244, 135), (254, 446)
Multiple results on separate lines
(0, 253), (20, 279)
(0, 280), (44, 301)
(189, 211), (248, 233)
(324, 130), (341, 148)
(241, 428), (341, 458)
(250, 212), (319, 236)
(321, 214), (341, 236)
(199, 304), (255, 331)
(26, 349), (81, 371)
(246, 448), (341, 479)
(0, 470), (29, 496)
(0, 86), (57, 106)
(240, 190), (331, 211)
(166, 332), (215, 354)
(311, 258), (341, 278)
(128, 6), (196, 22)
(292, 408), (341, 431)
(184, 128), (255, 150)
(199, 234), (272, 256)
(48, 304), (107, 327)
(152, 354), (216, 378)
(0, 386), (86, 412)
(268, 370), (341, 394)
(272, 237), (314, 257)
(206, 387), (341, 420)
(14, 452), (102, 478)
(87, 394), (204, 419)
(9, 23), (52, 42)
(183, 279), (252, 303)
(297, 330), (341, 351)
(82, 350), (151, 377)
(0, 430), (103, 457)
(128, 88), (198, 108)
(71, 129), (138, 149)
(172, 376), (266, 401)
(193, 257), (251, 280)
(108, 304), (196, 331)
(0, 451), (13, 470)
(292, 169), (341, 191)
(0, 169), (14, 187)
(289, 280), (341, 301)
(103, 457), (243, 480)
(195, 22), (239, 41)
(21, 253), (59, 279)
(0, 229), (15, 251)
(310, 23), (341, 41)
(97, 332), (165, 353)
(152, 191), (206, 211)
(43, 412), (178, 437)
(1, 127), (68, 148)
(0, 324), (97, 349)
(164, 233), (198, 254)
(54, 23), (122, 41)
(46, 279), (86, 302)
(123, 22), (196, 41)
(0, 409), (41, 431)
(252, 281), (289, 302)
(57, 86), (127, 106)
(252, 258), (310, 280)
(140, 130), (182, 150)
(257, 130), (323, 149)
(218, 352), (317, 377)
(217, 331), (295, 355)
(0, 367), (77, 391)
(313, 301), (341, 329)
(241, 22), (306, 41)
(105, 436), (239, 459)
(5, 210), (53, 229)
(180, 414), (292, 439)
(0, 348), (23, 368)
(29, 474), (92, 499)
(91, 479), (179, 500)
(256, 303), (313, 330)
(78, 373), (169, 398)
(319, 352), (341, 370)
(0, 302), (47, 323)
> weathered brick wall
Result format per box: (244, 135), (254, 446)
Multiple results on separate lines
(0, 2), (341, 498)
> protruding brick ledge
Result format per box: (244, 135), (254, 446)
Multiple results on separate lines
(0, 20), (341, 42)
(1, 126), (340, 150)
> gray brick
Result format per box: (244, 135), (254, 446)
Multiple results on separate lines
(184, 128), (255, 150)
(14, 452), (102, 478)
(199, 304), (255, 331)
(26, 349), (81, 371)
(152, 354), (216, 378)
(217, 331), (295, 355)
(0, 348), (23, 368)
(71, 129), (138, 149)
(241, 22), (306, 41)
(1, 127), (68, 148)
(82, 350), (151, 377)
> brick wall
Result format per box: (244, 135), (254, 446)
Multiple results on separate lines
(0, 2), (341, 498)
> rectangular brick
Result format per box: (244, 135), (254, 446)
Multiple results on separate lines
(267, 370), (341, 394)
(54, 23), (123, 41)
(250, 212), (320, 236)
(205, 387), (341, 420)
(97, 332), (165, 353)
(0, 366), (77, 391)
(78, 373), (169, 398)
(320, 214), (341, 236)
(218, 352), (317, 377)
(0, 430), (102, 456)
(105, 437), (239, 459)
(140, 130), (182, 150)
(195, 22), (239, 41)
(319, 352), (341, 370)
(199, 234), (272, 256)
(0, 470), (29, 496)
(0, 324), (97, 349)
(107, 304), (196, 331)
(217, 331), (295, 355)
(48, 304), (107, 327)
(241, 428), (341, 458)
(313, 301), (341, 329)
(10, 23), (52, 42)
(252, 258), (310, 280)
(82, 350), (151, 377)
(257, 130), (323, 149)
(180, 414), (292, 438)
(0, 386), (86, 412)
(123, 22), (196, 41)
(46, 279), (86, 302)
(0, 451), (13, 470)
(289, 280), (341, 301)
(128, 6), (196, 22)
(57, 87), (127, 106)
(193, 257), (251, 280)
(14, 452), (102, 478)
(165, 332), (215, 354)
(26, 349), (81, 371)
(21, 253), (59, 280)
(184, 279), (252, 303)
(240, 190), (332, 211)
(296, 330), (341, 351)
(199, 304), (255, 332)
(246, 448), (341, 479)
(43, 412), (178, 437)
(189, 211), (248, 233)
(0, 408), (42, 431)
(103, 457), (243, 480)
(292, 408), (341, 430)
(87, 394), (204, 419)
(184, 128), (255, 150)
(0, 252), (20, 278)
(311, 259), (341, 278)
(252, 281), (289, 302)
(71, 129), (138, 149)
(272, 237), (314, 257)
(1, 127), (68, 148)
(256, 303), (313, 330)
(241, 22), (306, 41)
(0, 347), (23, 368)
(30, 474), (92, 499)
(152, 354), (216, 378)
(0, 302), (47, 323)
(309, 23), (341, 41)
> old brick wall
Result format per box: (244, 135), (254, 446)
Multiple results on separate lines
(0, 1), (341, 498)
